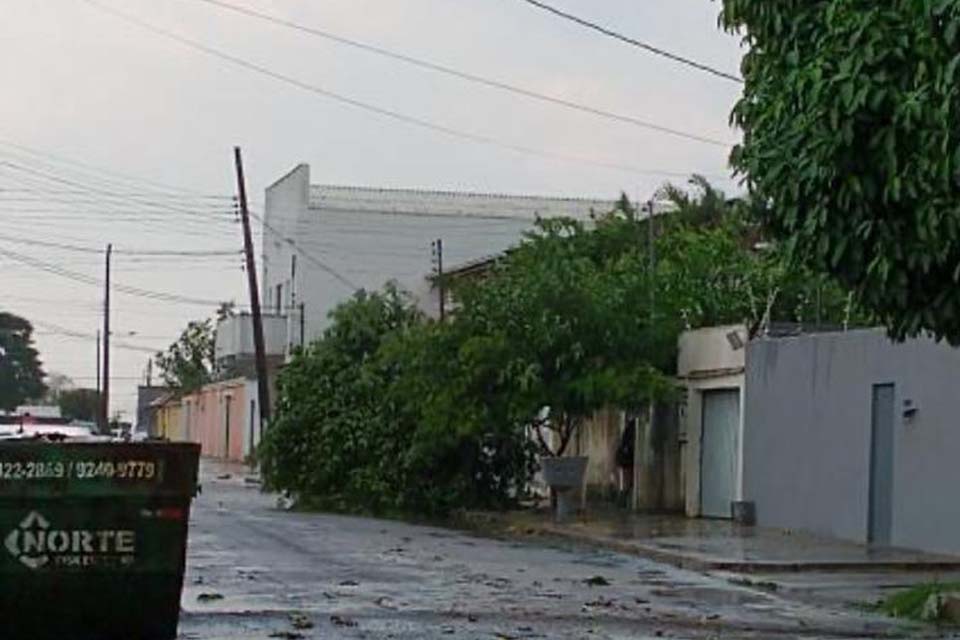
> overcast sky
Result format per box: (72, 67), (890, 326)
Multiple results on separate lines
(0, 0), (744, 420)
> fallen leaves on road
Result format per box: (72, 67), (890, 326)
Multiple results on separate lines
(268, 632), (304, 639)
(196, 592), (223, 602)
(583, 575), (611, 587)
(289, 613), (314, 629)
(330, 614), (358, 628)
(584, 596), (615, 608)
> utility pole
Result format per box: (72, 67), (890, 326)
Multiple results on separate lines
(100, 244), (112, 433)
(299, 302), (306, 348)
(95, 330), (101, 400)
(646, 200), (656, 325)
(637, 200), (659, 511)
(431, 238), (445, 321)
(234, 147), (271, 428)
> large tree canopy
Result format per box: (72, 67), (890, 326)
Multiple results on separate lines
(0, 312), (47, 411)
(723, 1), (960, 341)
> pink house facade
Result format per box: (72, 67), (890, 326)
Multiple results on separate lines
(182, 378), (262, 462)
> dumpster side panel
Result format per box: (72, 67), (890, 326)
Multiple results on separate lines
(0, 443), (199, 640)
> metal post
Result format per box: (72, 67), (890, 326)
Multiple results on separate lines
(234, 147), (271, 428)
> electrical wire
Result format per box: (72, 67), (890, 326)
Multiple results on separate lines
(518, 0), (743, 84)
(78, 0), (732, 181)
(0, 160), (236, 221)
(193, 0), (734, 144)
(0, 233), (239, 257)
(0, 139), (225, 198)
(31, 320), (165, 355)
(0, 246), (227, 307)
(0, 167), (238, 240)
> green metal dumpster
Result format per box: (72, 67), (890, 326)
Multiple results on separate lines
(0, 440), (201, 640)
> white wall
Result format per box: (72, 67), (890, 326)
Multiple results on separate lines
(744, 329), (960, 554)
(677, 325), (747, 517)
(243, 378), (262, 458)
(214, 313), (288, 361)
(263, 165), (615, 351)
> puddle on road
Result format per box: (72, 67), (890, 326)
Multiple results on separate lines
(649, 587), (769, 607)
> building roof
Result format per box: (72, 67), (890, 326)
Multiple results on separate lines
(148, 392), (178, 409)
(308, 184), (615, 222)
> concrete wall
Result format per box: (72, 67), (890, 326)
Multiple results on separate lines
(634, 402), (684, 512)
(154, 399), (184, 442)
(677, 325), (747, 517)
(568, 409), (623, 497)
(262, 165), (615, 351)
(744, 329), (960, 554)
(243, 378), (263, 456)
(215, 313), (288, 363)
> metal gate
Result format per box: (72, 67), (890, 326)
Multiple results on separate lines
(700, 389), (740, 518)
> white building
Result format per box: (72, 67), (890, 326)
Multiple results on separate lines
(260, 164), (616, 352)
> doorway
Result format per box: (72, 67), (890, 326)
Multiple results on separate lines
(868, 384), (895, 545)
(700, 389), (740, 518)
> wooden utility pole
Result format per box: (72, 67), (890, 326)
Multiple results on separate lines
(100, 244), (112, 433)
(299, 302), (306, 348)
(234, 147), (271, 428)
(432, 238), (445, 321)
(95, 330), (101, 399)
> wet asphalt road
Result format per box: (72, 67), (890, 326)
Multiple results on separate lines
(177, 470), (928, 640)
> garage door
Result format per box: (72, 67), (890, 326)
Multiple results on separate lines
(700, 389), (740, 518)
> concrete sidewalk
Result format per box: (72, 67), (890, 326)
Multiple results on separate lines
(465, 510), (960, 574)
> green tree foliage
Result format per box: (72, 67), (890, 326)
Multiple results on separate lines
(259, 285), (535, 515)
(0, 312), (46, 411)
(447, 215), (674, 456)
(722, 1), (960, 340)
(58, 388), (101, 422)
(154, 319), (215, 392)
(653, 183), (866, 339)
(155, 302), (236, 393)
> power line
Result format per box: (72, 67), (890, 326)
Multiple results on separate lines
(79, 0), (731, 179)
(194, 0), (732, 146)
(0, 164), (238, 240)
(518, 0), (743, 84)
(0, 233), (239, 257)
(31, 320), (163, 355)
(0, 139), (225, 197)
(0, 246), (227, 307)
(0, 187), (230, 201)
(0, 160), (236, 221)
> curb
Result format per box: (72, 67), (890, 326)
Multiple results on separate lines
(459, 512), (960, 574)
